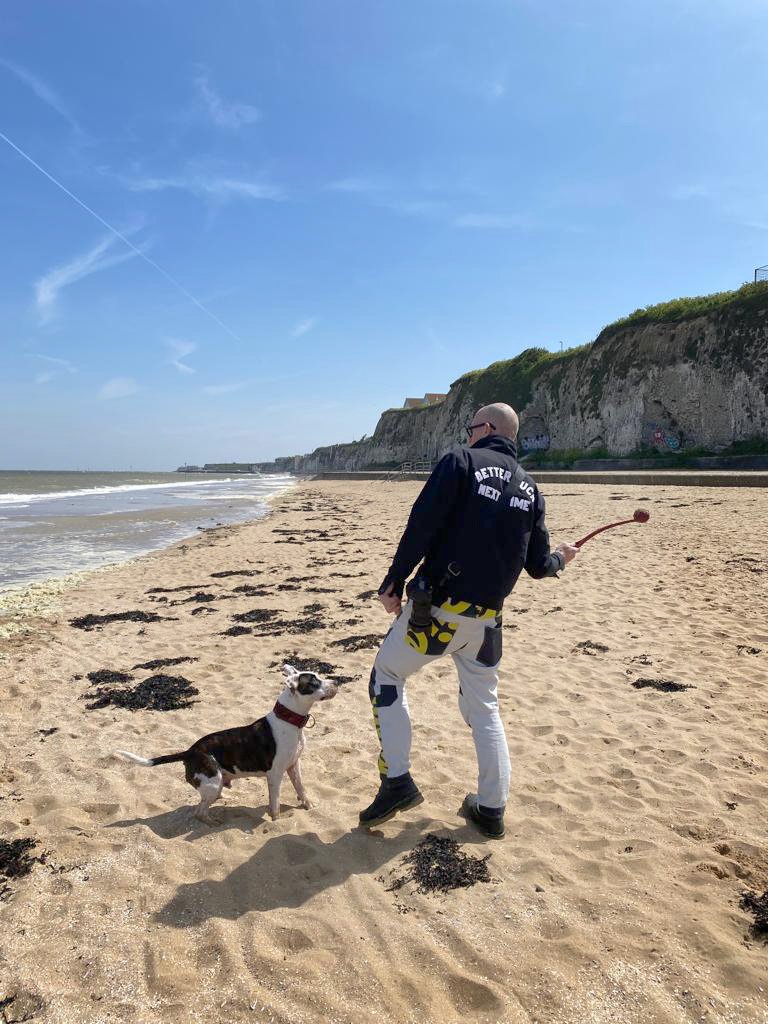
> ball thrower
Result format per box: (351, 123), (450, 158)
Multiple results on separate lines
(573, 508), (650, 549)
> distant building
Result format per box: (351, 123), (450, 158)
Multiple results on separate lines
(403, 392), (447, 409)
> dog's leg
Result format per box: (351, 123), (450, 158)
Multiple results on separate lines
(193, 773), (224, 825)
(266, 771), (283, 820)
(287, 760), (312, 809)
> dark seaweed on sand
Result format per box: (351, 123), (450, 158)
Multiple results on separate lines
(70, 610), (170, 630)
(232, 584), (272, 597)
(87, 669), (133, 686)
(221, 625), (252, 637)
(632, 678), (692, 693)
(0, 838), (40, 880)
(331, 633), (381, 652)
(132, 656), (198, 670)
(82, 674), (199, 712)
(210, 569), (260, 578)
(740, 890), (768, 936)
(146, 583), (211, 594)
(232, 608), (278, 624)
(385, 834), (491, 895)
(243, 616), (327, 637)
(0, 838), (42, 900)
(573, 640), (609, 655)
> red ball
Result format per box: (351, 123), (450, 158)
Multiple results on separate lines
(633, 508), (650, 523)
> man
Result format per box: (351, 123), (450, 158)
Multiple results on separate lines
(359, 402), (578, 839)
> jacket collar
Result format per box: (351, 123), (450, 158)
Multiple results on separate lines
(469, 434), (518, 459)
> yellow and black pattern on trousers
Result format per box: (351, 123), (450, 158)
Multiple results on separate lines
(437, 598), (499, 620)
(404, 615), (459, 656)
(403, 599), (501, 655)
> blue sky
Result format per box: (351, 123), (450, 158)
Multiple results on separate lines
(2, 0), (767, 470)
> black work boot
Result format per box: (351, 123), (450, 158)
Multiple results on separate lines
(359, 773), (424, 828)
(461, 793), (505, 839)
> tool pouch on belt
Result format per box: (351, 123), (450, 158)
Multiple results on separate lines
(477, 619), (503, 667)
(406, 576), (433, 632)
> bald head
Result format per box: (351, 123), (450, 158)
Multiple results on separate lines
(474, 403), (519, 440)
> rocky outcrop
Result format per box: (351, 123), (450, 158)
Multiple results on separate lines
(283, 286), (768, 473)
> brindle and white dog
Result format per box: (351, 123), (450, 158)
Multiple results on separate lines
(116, 664), (337, 823)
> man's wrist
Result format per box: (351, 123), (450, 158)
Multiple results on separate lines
(378, 574), (405, 598)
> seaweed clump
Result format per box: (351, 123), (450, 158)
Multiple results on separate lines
(70, 610), (169, 630)
(385, 834), (491, 895)
(82, 674), (199, 712)
(740, 890), (768, 937)
(632, 678), (692, 693)
(0, 837), (42, 901)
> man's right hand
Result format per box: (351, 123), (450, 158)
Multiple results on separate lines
(378, 583), (402, 616)
(555, 542), (579, 565)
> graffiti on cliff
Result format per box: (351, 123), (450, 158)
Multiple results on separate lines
(521, 433), (551, 452)
(644, 422), (681, 451)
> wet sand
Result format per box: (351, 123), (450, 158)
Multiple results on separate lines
(1, 480), (767, 1023)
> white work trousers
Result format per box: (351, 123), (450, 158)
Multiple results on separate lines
(368, 601), (511, 810)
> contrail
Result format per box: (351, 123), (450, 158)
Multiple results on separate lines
(0, 129), (245, 344)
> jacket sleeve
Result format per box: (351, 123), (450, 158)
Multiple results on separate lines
(387, 451), (464, 583)
(524, 489), (564, 579)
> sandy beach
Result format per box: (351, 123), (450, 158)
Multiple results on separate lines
(1, 479), (767, 1024)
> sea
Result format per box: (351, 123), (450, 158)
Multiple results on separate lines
(0, 470), (296, 591)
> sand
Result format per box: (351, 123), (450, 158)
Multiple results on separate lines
(1, 479), (767, 1024)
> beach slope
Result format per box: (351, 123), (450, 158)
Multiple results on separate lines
(1, 480), (767, 1023)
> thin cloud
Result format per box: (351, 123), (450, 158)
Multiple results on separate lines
(194, 69), (261, 130)
(29, 352), (77, 385)
(125, 169), (281, 203)
(99, 377), (139, 400)
(35, 232), (144, 323)
(30, 353), (77, 371)
(0, 59), (82, 135)
(165, 338), (197, 375)
(203, 381), (248, 396)
(291, 317), (317, 338)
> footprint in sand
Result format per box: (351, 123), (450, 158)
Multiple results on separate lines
(446, 974), (503, 1014)
(273, 925), (315, 953)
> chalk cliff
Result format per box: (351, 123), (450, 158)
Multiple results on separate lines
(280, 284), (768, 472)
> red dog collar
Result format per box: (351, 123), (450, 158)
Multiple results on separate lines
(273, 701), (310, 729)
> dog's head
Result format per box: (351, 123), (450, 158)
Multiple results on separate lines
(282, 664), (338, 703)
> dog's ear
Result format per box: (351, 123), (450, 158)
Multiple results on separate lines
(282, 664), (299, 689)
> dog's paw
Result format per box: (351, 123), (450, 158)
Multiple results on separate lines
(268, 809), (280, 821)
(299, 798), (313, 810)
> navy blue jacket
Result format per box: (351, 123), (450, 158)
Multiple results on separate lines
(385, 435), (562, 610)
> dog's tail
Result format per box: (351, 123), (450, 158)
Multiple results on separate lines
(116, 750), (186, 767)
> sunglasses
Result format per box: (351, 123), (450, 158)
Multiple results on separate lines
(464, 421), (496, 438)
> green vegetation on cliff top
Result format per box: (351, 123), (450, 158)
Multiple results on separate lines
(600, 279), (768, 335)
(453, 344), (589, 411)
(381, 280), (768, 418)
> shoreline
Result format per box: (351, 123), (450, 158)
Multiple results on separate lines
(1, 479), (767, 1023)
(0, 480), (296, 607)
